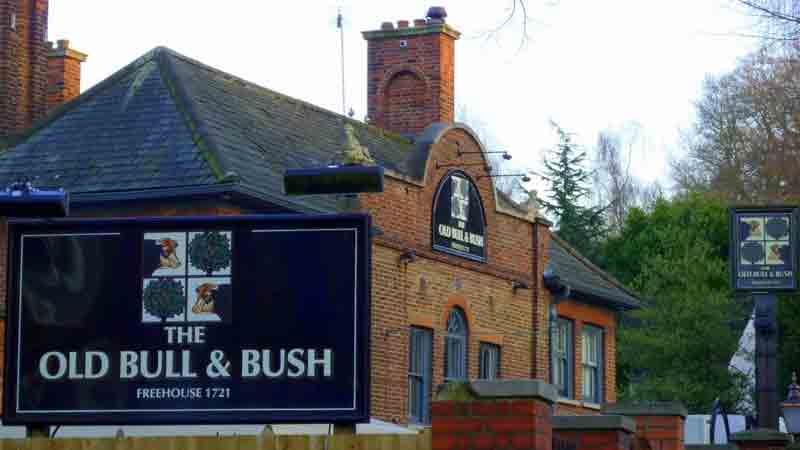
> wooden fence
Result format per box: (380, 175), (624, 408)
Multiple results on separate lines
(0, 430), (431, 450)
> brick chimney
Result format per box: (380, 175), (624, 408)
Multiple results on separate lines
(363, 6), (460, 137)
(47, 39), (87, 111)
(0, 0), (85, 140)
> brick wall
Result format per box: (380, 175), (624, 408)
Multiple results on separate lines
(0, 0), (49, 138)
(364, 17), (458, 136)
(432, 381), (555, 450)
(363, 127), (539, 423)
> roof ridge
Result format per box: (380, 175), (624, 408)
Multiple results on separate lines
(5, 47), (164, 149)
(550, 233), (641, 303)
(157, 48), (229, 182)
(158, 47), (412, 145)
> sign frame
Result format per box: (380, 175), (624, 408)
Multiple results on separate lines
(431, 170), (488, 263)
(729, 206), (798, 292)
(3, 214), (371, 426)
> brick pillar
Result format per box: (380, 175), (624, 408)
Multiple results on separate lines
(47, 39), (87, 111)
(362, 7), (460, 136)
(432, 379), (556, 450)
(0, 0), (50, 139)
(531, 217), (553, 381)
(729, 429), (792, 450)
(603, 402), (687, 450)
(553, 415), (636, 450)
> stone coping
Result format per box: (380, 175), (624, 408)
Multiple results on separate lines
(730, 428), (792, 443)
(685, 445), (737, 450)
(553, 415), (636, 433)
(436, 380), (557, 404)
(603, 401), (688, 418)
(362, 23), (461, 40)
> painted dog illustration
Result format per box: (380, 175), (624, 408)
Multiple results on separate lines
(143, 238), (181, 276)
(192, 282), (231, 322)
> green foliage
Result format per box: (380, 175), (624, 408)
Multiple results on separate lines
(143, 278), (185, 321)
(541, 123), (606, 258)
(188, 231), (232, 275)
(604, 194), (751, 413)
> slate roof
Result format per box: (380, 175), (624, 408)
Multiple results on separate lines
(0, 47), (417, 213)
(548, 234), (640, 310)
(0, 46), (639, 310)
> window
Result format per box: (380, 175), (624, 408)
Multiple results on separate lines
(479, 343), (500, 380)
(582, 325), (604, 404)
(551, 317), (574, 398)
(445, 308), (468, 381)
(408, 327), (432, 424)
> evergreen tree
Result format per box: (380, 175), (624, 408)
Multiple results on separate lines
(541, 123), (606, 257)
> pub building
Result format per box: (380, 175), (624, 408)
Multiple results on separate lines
(0, 3), (639, 425)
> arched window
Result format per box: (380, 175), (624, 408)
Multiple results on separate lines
(445, 308), (468, 381)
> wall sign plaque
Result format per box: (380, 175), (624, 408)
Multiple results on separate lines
(730, 207), (798, 291)
(4, 214), (370, 425)
(432, 171), (487, 262)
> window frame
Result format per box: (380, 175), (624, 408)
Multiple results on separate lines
(408, 326), (433, 424)
(581, 324), (604, 404)
(478, 342), (501, 380)
(444, 307), (468, 382)
(551, 317), (574, 399)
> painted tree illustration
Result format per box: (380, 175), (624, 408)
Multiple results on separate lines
(188, 231), (232, 275)
(143, 278), (185, 322)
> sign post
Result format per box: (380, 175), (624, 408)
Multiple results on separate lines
(4, 214), (371, 426)
(730, 206), (798, 430)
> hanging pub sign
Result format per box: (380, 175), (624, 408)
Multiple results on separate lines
(730, 206), (798, 291)
(432, 171), (487, 262)
(4, 214), (370, 425)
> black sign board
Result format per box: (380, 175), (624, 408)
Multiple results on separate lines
(4, 214), (370, 425)
(432, 171), (487, 262)
(730, 207), (798, 291)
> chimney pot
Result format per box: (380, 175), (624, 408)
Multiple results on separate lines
(397, 20), (409, 29)
(57, 39), (69, 50)
(413, 18), (427, 27)
(381, 21), (394, 30)
(426, 6), (447, 23)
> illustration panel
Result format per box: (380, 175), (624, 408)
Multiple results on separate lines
(142, 232), (186, 277)
(187, 231), (232, 276)
(187, 277), (232, 323)
(141, 278), (186, 323)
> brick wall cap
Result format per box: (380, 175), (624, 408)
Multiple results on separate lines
(362, 23), (461, 41)
(436, 380), (557, 403)
(48, 47), (88, 62)
(553, 415), (636, 433)
(729, 428), (792, 443)
(603, 401), (688, 418)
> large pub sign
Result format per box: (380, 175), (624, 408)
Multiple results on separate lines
(730, 206), (798, 291)
(432, 171), (487, 262)
(4, 214), (370, 425)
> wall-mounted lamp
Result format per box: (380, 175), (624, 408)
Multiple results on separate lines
(454, 141), (513, 161)
(436, 160), (491, 171)
(543, 269), (570, 303)
(398, 249), (418, 265)
(512, 280), (530, 294)
(0, 180), (69, 217)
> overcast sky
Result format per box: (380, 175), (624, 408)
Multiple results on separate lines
(49, 1), (760, 193)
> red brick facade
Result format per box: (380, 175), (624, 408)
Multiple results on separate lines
(0, 0), (49, 138)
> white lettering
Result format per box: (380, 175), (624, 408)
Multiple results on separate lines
(39, 351), (67, 380)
